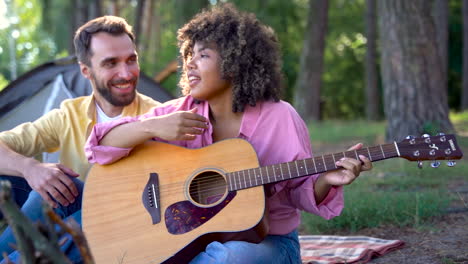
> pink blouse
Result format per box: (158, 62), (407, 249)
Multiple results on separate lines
(85, 96), (343, 235)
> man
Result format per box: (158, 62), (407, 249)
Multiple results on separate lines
(0, 16), (157, 209)
(0, 15), (207, 262)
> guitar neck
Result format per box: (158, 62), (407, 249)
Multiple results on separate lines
(226, 143), (399, 191)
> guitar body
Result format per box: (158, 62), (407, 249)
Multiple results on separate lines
(82, 139), (268, 264)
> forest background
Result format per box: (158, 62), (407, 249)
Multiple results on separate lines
(1, 0), (466, 139)
(0, 0), (467, 263)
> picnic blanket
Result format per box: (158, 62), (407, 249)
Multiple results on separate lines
(300, 235), (405, 264)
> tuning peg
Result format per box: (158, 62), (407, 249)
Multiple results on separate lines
(422, 134), (431, 143)
(447, 161), (456, 167)
(417, 161), (423, 169)
(437, 132), (447, 142)
(406, 135), (416, 144)
(431, 161), (441, 168)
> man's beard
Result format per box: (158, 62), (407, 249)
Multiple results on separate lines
(92, 73), (137, 107)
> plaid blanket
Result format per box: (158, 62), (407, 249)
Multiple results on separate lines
(300, 235), (405, 264)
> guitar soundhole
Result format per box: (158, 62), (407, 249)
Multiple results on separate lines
(189, 171), (227, 206)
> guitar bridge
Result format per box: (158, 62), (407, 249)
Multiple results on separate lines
(142, 172), (161, 224)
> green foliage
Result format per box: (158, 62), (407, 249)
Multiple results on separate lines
(450, 110), (468, 122)
(39, 0), (73, 56)
(0, 0), (58, 82)
(0, 0), (463, 117)
(0, 73), (8, 91)
(138, 1), (181, 95)
(422, 121), (442, 136)
(54, 49), (70, 60)
(442, 258), (457, 264)
(138, 0), (208, 96)
(322, 0), (371, 119)
(229, 0), (308, 102)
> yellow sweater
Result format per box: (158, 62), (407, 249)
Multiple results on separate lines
(0, 92), (159, 180)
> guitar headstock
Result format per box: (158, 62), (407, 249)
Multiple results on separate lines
(397, 134), (463, 162)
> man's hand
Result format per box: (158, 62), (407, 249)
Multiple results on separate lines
(145, 108), (208, 141)
(22, 162), (80, 208)
(322, 143), (373, 186)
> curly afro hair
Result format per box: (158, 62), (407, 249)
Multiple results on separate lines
(177, 3), (283, 112)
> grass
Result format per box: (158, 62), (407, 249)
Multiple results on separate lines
(300, 112), (468, 234)
(307, 119), (386, 145)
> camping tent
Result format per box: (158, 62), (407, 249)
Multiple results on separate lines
(0, 56), (174, 162)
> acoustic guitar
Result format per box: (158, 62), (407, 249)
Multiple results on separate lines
(82, 134), (463, 264)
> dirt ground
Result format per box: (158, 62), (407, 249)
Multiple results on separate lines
(332, 180), (468, 264)
(358, 179), (468, 264)
(354, 212), (467, 264)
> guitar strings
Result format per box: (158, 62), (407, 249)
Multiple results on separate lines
(93, 140), (451, 204)
(99, 147), (399, 200)
(182, 146), (399, 191)
(165, 147), (397, 194)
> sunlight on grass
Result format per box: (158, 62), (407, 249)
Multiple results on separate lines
(451, 111), (468, 136)
(0, 74), (8, 92)
(302, 188), (451, 234)
(308, 120), (386, 145)
(301, 117), (467, 234)
(450, 110), (468, 123)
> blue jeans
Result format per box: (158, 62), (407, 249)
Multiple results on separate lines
(0, 176), (32, 220)
(0, 175), (84, 264)
(189, 229), (301, 264)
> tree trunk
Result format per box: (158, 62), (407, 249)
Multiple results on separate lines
(108, 0), (120, 16)
(139, 0), (154, 55)
(40, 0), (52, 32)
(134, 0), (146, 45)
(462, 0), (468, 109)
(88, 0), (102, 19)
(149, 0), (161, 64)
(69, 0), (77, 54)
(379, 0), (453, 141)
(432, 0), (449, 94)
(175, 0), (207, 28)
(76, 0), (88, 30)
(294, 0), (328, 122)
(365, 0), (380, 120)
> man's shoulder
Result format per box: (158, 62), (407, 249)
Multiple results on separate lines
(60, 95), (92, 108)
(57, 96), (93, 116)
(136, 93), (161, 108)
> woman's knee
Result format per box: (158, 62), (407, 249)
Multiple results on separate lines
(26, 190), (43, 202)
(190, 241), (230, 264)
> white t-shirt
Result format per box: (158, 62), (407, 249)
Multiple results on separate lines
(95, 103), (122, 123)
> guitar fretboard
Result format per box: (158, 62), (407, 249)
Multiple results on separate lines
(226, 143), (399, 191)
